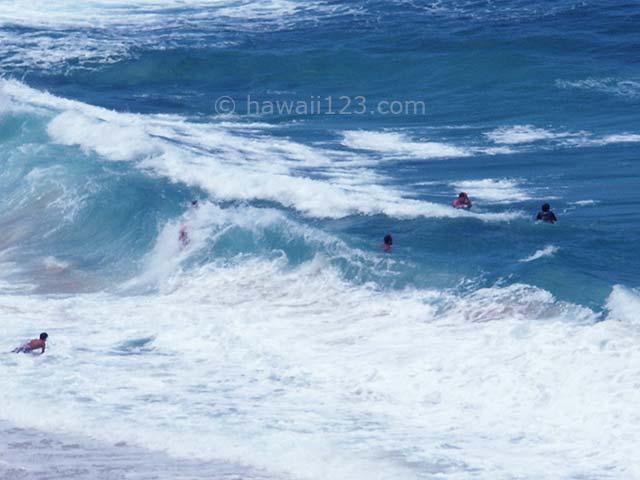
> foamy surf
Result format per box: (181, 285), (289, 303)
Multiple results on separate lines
(341, 130), (471, 159)
(0, 420), (274, 480)
(2, 262), (639, 480)
(485, 125), (572, 145)
(450, 178), (532, 204)
(0, 0), (351, 70)
(341, 130), (517, 159)
(556, 78), (640, 99)
(569, 200), (599, 207)
(485, 124), (640, 149)
(519, 245), (559, 263)
(605, 285), (640, 326)
(1, 79), (521, 222)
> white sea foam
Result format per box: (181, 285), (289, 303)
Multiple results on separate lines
(123, 202), (385, 294)
(2, 262), (639, 480)
(42, 256), (70, 272)
(214, 0), (356, 21)
(561, 133), (640, 148)
(1, 79), (521, 222)
(48, 111), (161, 162)
(393, 0), (586, 23)
(519, 245), (559, 263)
(478, 145), (516, 155)
(556, 78), (640, 98)
(0, 1), (350, 70)
(605, 285), (640, 326)
(486, 124), (640, 149)
(485, 125), (572, 145)
(597, 133), (640, 144)
(341, 130), (471, 159)
(570, 200), (598, 207)
(451, 178), (531, 203)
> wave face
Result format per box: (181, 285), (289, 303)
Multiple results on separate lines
(1, 1), (640, 479)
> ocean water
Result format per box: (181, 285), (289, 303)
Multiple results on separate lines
(1, 1), (639, 479)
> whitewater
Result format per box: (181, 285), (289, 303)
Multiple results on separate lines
(1, 1), (640, 479)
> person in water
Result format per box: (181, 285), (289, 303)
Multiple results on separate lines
(453, 192), (472, 210)
(179, 200), (200, 246)
(13, 332), (48, 354)
(536, 203), (558, 224)
(382, 234), (393, 252)
(178, 227), (189, 246)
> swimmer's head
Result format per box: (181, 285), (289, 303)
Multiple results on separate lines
(384, 234), (393, 245)
(459, 192), (468, 199)
(39, 332), (48, 341)
(191, 200), (199, 208)
(542, 203), (550, 212)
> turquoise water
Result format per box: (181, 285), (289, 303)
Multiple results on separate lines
(1, 2), (639, 479)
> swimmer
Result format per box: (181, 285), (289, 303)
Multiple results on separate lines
(536, 203), (558, 224)
(178, 200), (200, 246)
(453, 192), (472, 210)
(382, 234), (393, 252)
(13, 332), (48, 354)
(179, 227), (190, 246)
